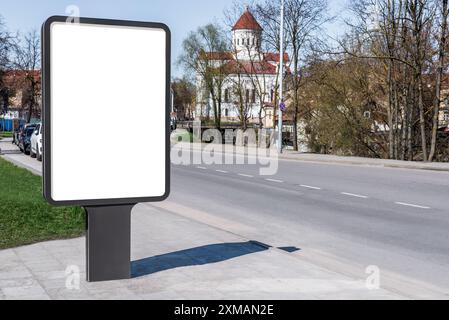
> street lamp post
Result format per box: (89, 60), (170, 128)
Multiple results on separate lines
(278, 0), (285, 154)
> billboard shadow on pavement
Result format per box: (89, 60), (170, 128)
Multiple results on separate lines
(131, 241), (269, 278)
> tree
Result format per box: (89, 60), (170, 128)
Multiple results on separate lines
(14, 30), (40, 122)
(337, 0), (439, 161)
(304, 57), (386, 157)
(429, 0), (448, 162)
(407, 0), (434, 161)
(256, 0), (330, 151)
(178, 24), (229, 129)
(172, 77), (196, 120)
(0, 17), (14, 114)
(254, 1), (285, 134)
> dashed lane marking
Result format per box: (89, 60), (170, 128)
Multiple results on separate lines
(265, 179), (284, 183)
(341, 192), (368, 199)
(300, 185), (322, 190)
(395, 202), (431, 209)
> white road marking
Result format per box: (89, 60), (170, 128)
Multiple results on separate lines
(395, 202), (431, 209)
(197, 166), (207, 170)
(300, 185), (322, 190)
(238, 174), (254, 178)
(216, 170), (228, 174)
(341, 192), (368, 199)
(265, 178), (284, 183)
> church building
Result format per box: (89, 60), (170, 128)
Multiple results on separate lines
(195, 8), (289, 128)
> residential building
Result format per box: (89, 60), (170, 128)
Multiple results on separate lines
(0, 70), (41, 120)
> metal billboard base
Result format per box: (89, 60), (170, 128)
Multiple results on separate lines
(85, 204), (135, 282)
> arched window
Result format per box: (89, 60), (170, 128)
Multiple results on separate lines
(237, 39), (240, 46)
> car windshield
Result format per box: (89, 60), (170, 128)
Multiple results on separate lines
(26, 128), (35, 136)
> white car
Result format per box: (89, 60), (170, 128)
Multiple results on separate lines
(30, 123), (43, 161)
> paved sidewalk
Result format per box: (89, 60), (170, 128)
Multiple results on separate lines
(0, 138), (42, 175)
(0, 203), (404, 300)
(281, 152), (449, 172)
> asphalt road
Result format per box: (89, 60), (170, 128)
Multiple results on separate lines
(167, 150), (449, 298)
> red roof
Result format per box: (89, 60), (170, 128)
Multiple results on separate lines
(232, 9), (262, 31)
(2, 70), (41, 86)
(204, 52), (234, 60)
(264, 53), (290, 63)
(3, 70), (40, 79)
(223, 60), (277, 75)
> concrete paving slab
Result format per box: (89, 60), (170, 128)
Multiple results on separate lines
(1, 280), (50, 300)
(0, 199), (405, 300)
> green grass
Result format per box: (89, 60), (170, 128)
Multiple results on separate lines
(0, 158), (85, 249)
(0, 131), (13, 138)
(171, 130), (193, 143)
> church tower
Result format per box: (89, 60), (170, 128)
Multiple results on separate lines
(232, 8), (263, 61)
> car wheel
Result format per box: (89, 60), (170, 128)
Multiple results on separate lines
(37, 145), (42, 161)
(30, 146), (36, 158)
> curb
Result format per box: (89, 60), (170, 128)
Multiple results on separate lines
(277, 155), (449, 172)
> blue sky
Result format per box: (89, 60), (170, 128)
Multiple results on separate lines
(1, 0), (349, 77)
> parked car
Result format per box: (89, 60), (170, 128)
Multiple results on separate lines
(18, 124), (37, 155)
(12, 120), (26, 145)
(12, 127), (21, 145)
(170, 117), (177, 131)
(30, 123), (43, 161)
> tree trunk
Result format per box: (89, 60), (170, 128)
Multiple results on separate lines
(26, 80), (35, 123)
(293, 107), (298, 151)
(407, 76), (415, 161)
(387, 62), (394, 159)
(429, 0), (448, 162)
(417, 76), (427, 161)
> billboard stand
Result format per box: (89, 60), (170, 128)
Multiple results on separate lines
(42, 16), (170, 283)
(85, 204), (135, 282)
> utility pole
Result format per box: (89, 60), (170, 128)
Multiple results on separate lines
(278, 0), (285, 154)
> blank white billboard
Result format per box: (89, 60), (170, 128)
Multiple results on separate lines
(43, 17), (170, 205)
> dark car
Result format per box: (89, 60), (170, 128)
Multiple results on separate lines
(12, 126), (23, 145)
(170, 117), (177, 131)
(12, 120), (27, 145)
(18, 125), (37, 155)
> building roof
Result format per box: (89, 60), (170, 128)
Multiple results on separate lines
(203, 52), (290, 63)
(2, 70), (41, 86)
(203, 52), (234, 60)
(3, 70), (40, 79)
(264, 53), (290, 63)
(232, 9), (263, 31)
(223, 60), (278, 75)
